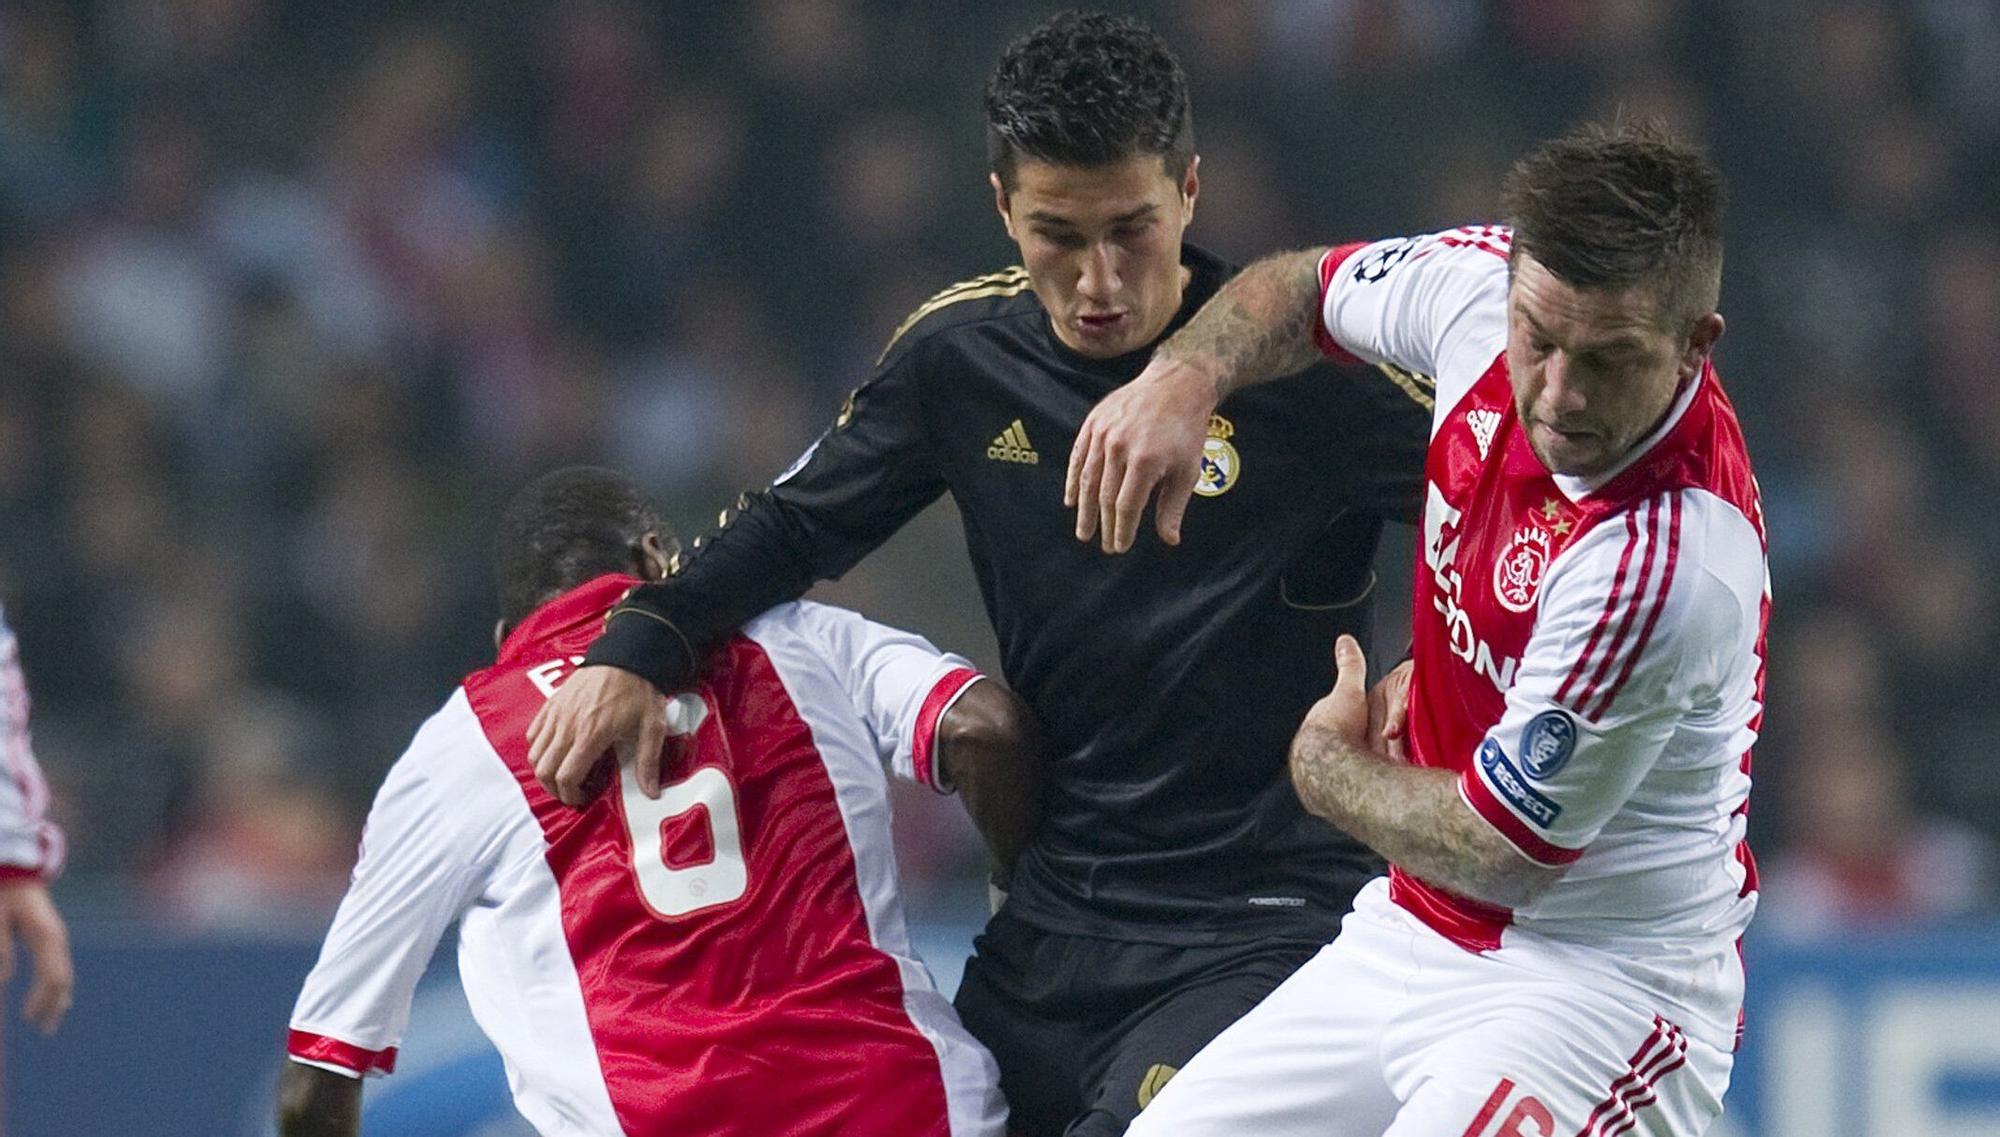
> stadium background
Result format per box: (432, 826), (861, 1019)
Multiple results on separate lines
(2, 1), (1997, 1133)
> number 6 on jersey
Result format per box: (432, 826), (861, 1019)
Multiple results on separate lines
(618, 694), (748, 918)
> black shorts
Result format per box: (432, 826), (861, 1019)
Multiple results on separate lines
(953, 909), (1325, 1137)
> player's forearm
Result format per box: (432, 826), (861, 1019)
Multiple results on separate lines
(585, 497), (818, 691)
(938, 682), (1042, 887)
(1289, 724), (1553, 908)
(277, 1063), (361, 1137)
(1157, 248), (1328, 400)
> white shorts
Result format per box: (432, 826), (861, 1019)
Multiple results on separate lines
(1128, 879), (1733, 1137)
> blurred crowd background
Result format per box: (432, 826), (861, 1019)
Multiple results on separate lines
(2, 0), (1997, 937)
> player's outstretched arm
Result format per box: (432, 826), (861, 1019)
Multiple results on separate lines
(534, 331), (951, 804)
(937, 681), (1043, 888)
(277, 1063), (361, 1137)
(1066, 247), (1327, 553)
(0, 878), (70, 1033)
(1289, 637), (1562, 909)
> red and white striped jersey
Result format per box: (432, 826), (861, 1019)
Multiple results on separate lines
(0, 606), (63, 881)
(1317, 229), (1766, 1048)
(288, 575), (1006, 1137)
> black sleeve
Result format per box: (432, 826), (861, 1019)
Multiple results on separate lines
(1340, 360), (1434, 523)
(584, 350), (948, 690)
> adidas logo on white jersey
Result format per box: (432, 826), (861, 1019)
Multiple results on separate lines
(1467, 409), (1501, 461)
(987, 419), (1040, 464)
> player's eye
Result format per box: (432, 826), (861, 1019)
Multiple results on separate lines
(1035, 228), (1085, 250)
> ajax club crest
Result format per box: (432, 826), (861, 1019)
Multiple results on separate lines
(1492, 525), (1552, 612)
(1194, 414), (1241, 497)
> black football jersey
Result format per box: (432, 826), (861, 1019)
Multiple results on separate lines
(588, 244), (1432, 943)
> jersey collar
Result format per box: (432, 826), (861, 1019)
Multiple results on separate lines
(1549, 359), (1709, 503)
(497, 573), (643, 663)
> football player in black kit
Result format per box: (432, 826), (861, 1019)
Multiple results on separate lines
(528, 13), (1430, 1137)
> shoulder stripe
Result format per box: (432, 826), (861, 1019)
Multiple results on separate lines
(877, 268), (1032, 363)
(1580, 497), (1663, 706)
(1436, 227), (1513, 261)
(1587, 493), (1683, 720)
(1556, 506), (1644, 709)
(1555, 494), (1686, 722)
(1376, 362), (1436, 412)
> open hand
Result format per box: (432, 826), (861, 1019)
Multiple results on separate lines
(1064, 355), (1216, 553)
(0, 880), (71, 1033)
(527, 665), (669, 807)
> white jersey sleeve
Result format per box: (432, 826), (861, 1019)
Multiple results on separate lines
(760, 602), (983, 793)
(1460, 491), (1765, 866)
(0, 606), (63, 879)
(1317, 227), (1513, 428)
(288, 690), (512, 1077)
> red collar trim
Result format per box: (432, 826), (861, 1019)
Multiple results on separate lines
(496, 573), (642, 663)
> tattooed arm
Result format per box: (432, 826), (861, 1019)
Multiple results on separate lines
(1160, 248), (1328, 400)
(1291, 637), (1563, 909)
(1065, 249), (1328, 553)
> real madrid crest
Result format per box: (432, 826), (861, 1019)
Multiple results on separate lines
(1492, 524), (1551, 612)
(1194, 413), (1240, 497)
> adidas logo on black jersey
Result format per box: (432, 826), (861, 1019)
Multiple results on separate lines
(987, 420), (1040, 464)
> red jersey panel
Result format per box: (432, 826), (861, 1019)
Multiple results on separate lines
(290, 576), (1004, 1136)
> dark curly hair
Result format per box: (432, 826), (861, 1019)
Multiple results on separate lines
(1501, 119), (1727, 331)
(984, 11), (1194, 191)
(497, 466), (672, 628)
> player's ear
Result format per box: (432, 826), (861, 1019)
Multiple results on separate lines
(1683, 312), (1725, 376)
(635, 532), (678, 582)
(493, 619), (508, 651)
(1180, 153), (1200, 223)
(990, 172), (1017, 241)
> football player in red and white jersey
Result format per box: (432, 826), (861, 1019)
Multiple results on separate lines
(1071, 123), (1763, 1136)
(278, 467), (1033, 1137)
(0, 605), (72, 1036)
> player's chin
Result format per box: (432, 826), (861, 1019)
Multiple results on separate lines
(1530, 425), (1611, 478)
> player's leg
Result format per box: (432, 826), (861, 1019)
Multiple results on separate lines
(954, 910), (1094, 1137)
(1060, 932), (1324, 1137)
(1382, 978), (1732, 1137)
(1122, 915), (1411, 1137)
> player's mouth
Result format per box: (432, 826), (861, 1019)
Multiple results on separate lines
(1074, 311), (1128, 340)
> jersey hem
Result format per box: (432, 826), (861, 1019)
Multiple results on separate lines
(1459, 767), (1585, 867)
(913, 669), (982, 793)
(1315, 243), (1372, 363)
(287, 1028), (398, 1077)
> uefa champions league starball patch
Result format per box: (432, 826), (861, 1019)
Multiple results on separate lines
(1520, 710), (1578, 780)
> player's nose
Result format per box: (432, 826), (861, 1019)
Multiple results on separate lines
(1077, 243), (1121, 302)
(1538, 352), (1589, 416)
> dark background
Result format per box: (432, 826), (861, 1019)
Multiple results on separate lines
(2, 5), (1997, 1124)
